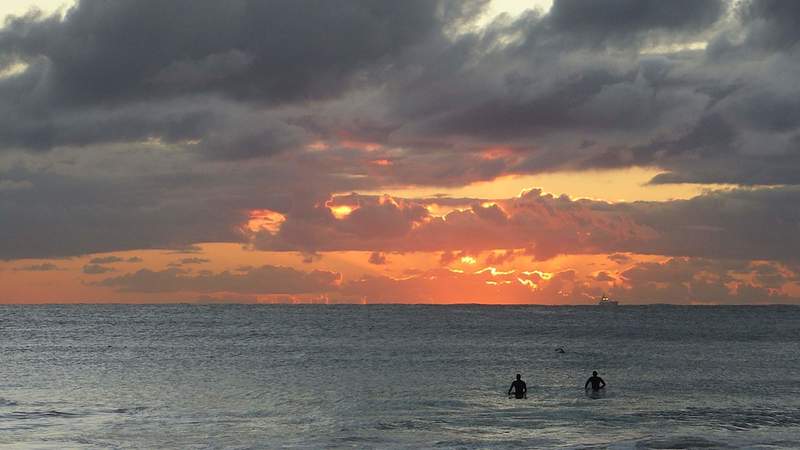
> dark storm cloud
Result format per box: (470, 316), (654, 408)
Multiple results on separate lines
(0, 0), (447, 105)
(424, 68), (639, 140)
(622, 187), (800, 261)
(0, 95), (218, 151)
(588, 113), (737, 169)
(0, 166), (247, 259)
(0, 138), (378, 259)
(0, 0), (475, 155)
(0, 0), (790, 181)
(360, 0), (800, 187)
(737, 0), (800, 51)
(548, 0), (725, 43)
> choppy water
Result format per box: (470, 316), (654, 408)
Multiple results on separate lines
(1, 305), (800, 448)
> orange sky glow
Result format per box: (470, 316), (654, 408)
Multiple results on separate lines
(1, 0), (798, 304)
(0, 150), (793, 304)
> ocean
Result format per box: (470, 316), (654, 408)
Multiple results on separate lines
(1, 305), (799, 449)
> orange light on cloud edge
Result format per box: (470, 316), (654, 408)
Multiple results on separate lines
(245, 209), (286, 233)
(356, 167), (739, 203)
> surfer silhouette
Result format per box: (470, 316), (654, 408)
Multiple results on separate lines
(508, 374), (527, 399)
(584, 371), (606, 391)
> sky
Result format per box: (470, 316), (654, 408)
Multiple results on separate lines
(1, 0), (799, 304)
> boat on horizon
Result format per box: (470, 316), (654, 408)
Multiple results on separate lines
(597, 294), (619, 306)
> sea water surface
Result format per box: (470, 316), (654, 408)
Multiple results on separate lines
(1, 305), (800, 449)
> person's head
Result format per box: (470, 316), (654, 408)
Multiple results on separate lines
(516, 374), (521, 380)
(592, 371), (598, 376)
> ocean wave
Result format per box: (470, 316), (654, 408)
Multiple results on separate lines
(634, 435), (732, 449)
(105, 406), (148, 414)
(0, 410), (83, 420)
(631, 407), (800, 430)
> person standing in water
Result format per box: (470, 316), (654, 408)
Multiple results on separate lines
(584, 371), (606, 391)
(508, 374), (527, 399)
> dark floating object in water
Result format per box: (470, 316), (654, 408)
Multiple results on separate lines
(555, 347), (565, 353)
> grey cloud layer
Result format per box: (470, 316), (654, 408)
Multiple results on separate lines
(0, 0), (460, 155)
(252, 187), (800, 261)
(0, 0), (445, 105)
(0, 0), (799, 260)
(548, 0), (725, 39)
